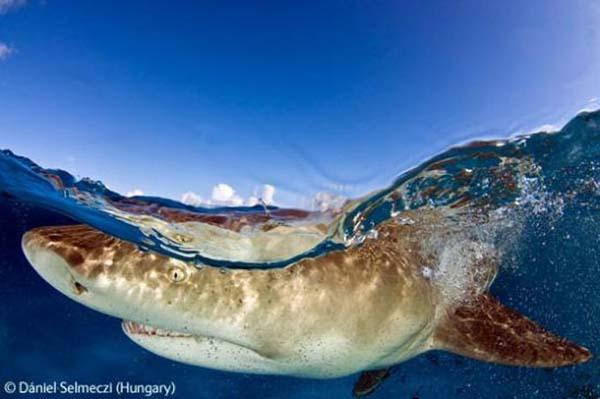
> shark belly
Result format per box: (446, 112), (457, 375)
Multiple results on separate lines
(122, 314), (433, 378)
(122, 323), (287, 375)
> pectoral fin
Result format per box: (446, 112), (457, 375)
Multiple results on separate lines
(352, 368), (391, 397)
(433, 293), (591, 367)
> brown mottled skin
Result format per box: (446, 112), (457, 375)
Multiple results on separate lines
(109, 197), (322, 232)
(435, 294), (591, 367)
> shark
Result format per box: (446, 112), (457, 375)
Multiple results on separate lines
(21, 210), (591, 397)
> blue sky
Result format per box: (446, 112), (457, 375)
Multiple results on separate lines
(1, 1), (599, 207)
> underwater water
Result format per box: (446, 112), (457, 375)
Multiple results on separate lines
(0, 109), (599, 398)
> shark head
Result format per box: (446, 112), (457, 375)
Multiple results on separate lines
(20, 224), (298, 375)
(21, 224), (202, 342)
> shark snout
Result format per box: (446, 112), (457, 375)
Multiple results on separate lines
(22, 224), (158, 324)
(22, 227), (90, 298)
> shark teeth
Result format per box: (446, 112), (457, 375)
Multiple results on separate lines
(122, 320), (192, 338)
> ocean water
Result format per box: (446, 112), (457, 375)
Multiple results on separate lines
(0, 110), (599, 398)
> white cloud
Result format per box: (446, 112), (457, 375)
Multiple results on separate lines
(246, 196), (260, 206)
(0, 42), (14, 61)
(181, 183), (277, 208)
(126, 189), (144, 197)
(181, 191), (206, 206)
(312, 191), (347, 212)
(260, 184), (275, 205)
(181, 184), (243, 207)
(0, 0), (25, 61)
(0, 0), (25, 14)
(181, 184), (351, 211)
(246, 184), (276, 206)
(211, 183), (243, 205)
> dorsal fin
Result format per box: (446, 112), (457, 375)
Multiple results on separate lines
(433, 293), (591, 367)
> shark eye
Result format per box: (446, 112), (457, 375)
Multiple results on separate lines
(168, 267), (187, 283)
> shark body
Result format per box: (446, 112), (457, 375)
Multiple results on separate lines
(21, 210), (591, 395)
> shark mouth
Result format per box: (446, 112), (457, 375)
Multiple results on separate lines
(121, 320), (193, 338)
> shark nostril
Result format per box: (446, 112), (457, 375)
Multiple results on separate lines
(73, 281), (88, 295)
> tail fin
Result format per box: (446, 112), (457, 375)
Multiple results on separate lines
(433, 294), (591, 367)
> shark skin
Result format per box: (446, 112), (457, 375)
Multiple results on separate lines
(21, 211), (591, 396)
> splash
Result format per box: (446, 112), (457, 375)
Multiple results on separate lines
(0, 110), (598, 270)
